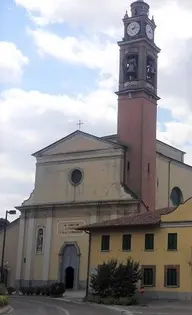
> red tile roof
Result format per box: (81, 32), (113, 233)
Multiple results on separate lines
(78, 207), (175, 231)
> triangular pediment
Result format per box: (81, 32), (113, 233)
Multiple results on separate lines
(32, 130), (122, 157)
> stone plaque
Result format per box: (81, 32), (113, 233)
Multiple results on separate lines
(57, 221), (85, 236)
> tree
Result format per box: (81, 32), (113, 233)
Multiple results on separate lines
(0, 218), (9, 230)
(113, 258), (141, 298)
(90, 259), (117, 297)
(90, 258), (141, 298)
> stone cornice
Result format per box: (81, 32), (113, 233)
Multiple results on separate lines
(15, 199), (139, 211)
(160, 221), (192, 228)
(36, 148), (124, 165)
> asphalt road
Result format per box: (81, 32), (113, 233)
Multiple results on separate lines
(9, 297), (120, 315)
(9, 296), (192, 315)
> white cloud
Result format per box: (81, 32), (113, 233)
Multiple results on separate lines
(28, 28), (119, 79)
(0, 193), (23, 218)
(0, 88), (116, 126)
(0, 154), (34, 183)
(15, 0), (129, 30)
(159, 96), (190, 120)
(157, 121), (192, 148)
(1, 86), (192, 158)
(0, 42), (29, 84)
(26, 1), (192, 83)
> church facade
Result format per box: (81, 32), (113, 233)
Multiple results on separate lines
(2, 0), (192, 289)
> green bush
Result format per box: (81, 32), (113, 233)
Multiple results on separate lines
(90, 260), (118, 298)
(50, 282), (65, 297)
(19, 282), (65, 297)
(6, 287), (16, 295)
(0, 296), (8, 307)
(0, 284), (6, 295)
(41, 285), (50, 296)
(113, 259), (141, 298)
(34, 286), (41, 296)
(90, 258), (141, 301)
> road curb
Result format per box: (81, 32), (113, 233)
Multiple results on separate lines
(0, 306), (13, 314)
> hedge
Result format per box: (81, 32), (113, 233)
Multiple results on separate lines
(7, 282), (65, 298)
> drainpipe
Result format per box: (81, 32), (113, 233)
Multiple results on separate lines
(85, 231), (91, 299)
(168, 159), (172, 208)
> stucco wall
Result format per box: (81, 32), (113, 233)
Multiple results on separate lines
(0, 220), (19, 286)
(156, 154), (192, 209)
(32, 153), (133, 204)
(16, 203), (136, 287)
(30, 204), (135, 286)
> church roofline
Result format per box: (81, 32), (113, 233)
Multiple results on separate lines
(102, 134), (186, 155)
(32, 130), (123, 157)
(32, 129), (186, 159)
(156, 139), (186, 155)
(157, 152), (192, 170)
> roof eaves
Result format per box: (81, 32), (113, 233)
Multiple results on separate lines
(77, 221), (161, 231)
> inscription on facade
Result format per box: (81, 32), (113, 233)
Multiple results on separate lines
(57, 221), (85, 236)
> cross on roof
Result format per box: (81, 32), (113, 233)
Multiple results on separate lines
(77, 120), (83, 130)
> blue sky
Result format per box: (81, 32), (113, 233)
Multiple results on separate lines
(0, 0), (192, 217)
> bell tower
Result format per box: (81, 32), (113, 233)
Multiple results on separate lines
(117, 0), (160, 212)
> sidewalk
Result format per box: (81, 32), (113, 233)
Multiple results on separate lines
(61, 291), (192, 314)
(109, 300), (192, 314)
(63, 290), (85, 301)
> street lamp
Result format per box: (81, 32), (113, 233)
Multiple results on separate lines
(0, 210), (16, 283)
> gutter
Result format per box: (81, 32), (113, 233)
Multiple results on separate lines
(168, 159), (172, 208)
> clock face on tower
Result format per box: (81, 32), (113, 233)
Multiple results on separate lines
(127, 22), (140, 37)
(146, 24), (153, 40)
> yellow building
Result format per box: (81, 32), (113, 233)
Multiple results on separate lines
(80, 198), (192, 300)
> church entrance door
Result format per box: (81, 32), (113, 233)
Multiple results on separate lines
(59, 243), (80, 290)
(65, 267), (74, 289)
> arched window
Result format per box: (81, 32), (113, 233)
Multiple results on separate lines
(36, 227), (44, 254)
(170, 187), (183, 206)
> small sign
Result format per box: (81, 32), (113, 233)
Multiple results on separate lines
(57, 221), (85, 236)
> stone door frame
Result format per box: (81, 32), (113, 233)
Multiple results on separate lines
(58, 241), (80, 290)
